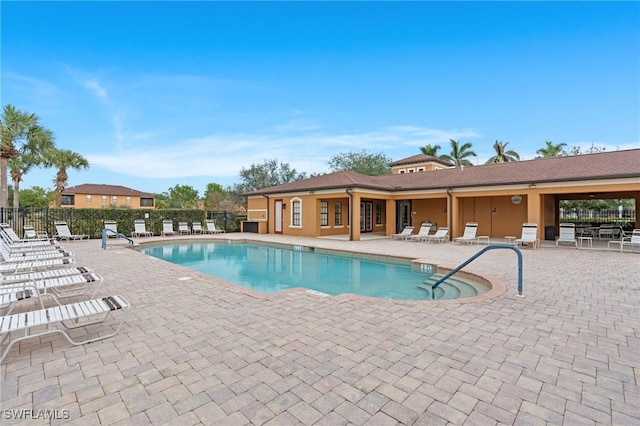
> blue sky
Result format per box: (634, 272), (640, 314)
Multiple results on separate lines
(2, 1), (639, 196)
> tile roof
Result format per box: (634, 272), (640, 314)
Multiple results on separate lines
(63, 184), (154, 197)
(247, 149), (640, 195)
(388, 154), (453, 167)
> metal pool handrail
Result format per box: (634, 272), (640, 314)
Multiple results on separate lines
(101, 228), (134, 250)
(431, 244), (523, 299)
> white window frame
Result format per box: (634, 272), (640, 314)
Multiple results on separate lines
(86, 195), (92, 203)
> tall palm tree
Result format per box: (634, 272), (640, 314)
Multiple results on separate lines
(9, 155), (37, 209)
(47, 149), (89, 207)
(0, 105), (55, 209)
(420, 144), (442, 157)
(485, 140), (521, 164)
(536, 141), (567, 158)
(440, 139), (477, 167)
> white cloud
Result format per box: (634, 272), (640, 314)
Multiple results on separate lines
(83, 79), (108, 101)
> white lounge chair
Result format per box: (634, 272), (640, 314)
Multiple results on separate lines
(407, 223), (432, 241)
(391, 226), (414, 240)
(0, 245), (72, 262)
(178, 222), (191, 235)
(514, 223), (540, 249)
(54, 221), (89, 241)
(556, 223), (577, 248)
(423, 227), (449, 243)
(161, 220), (176, 236)
(132, 219), (153, 237)
(1, 224), (57, 248)
(608, 229), (640, 253)
(1, 294), (130, 363)
(0, 257), (76, 274)
(453, 222), (478, 244)
(205, 221), (225, 234)
(104, 220), (118, 238)
(23, 225), (48, 240)
(191, 222), (203, 234)
(1, 266), (94, 285)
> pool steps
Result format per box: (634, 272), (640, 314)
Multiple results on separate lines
(417, 274), (490, 300)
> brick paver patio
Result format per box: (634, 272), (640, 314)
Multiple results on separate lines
(1, 234), (638, 425)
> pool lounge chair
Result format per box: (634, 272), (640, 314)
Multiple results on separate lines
(205, 221), (225, 234)
(0, 257), (76, 274)
(161, 220), (176, 236)
(608, 229), (640, 253)
(391, 226), (414, 240)
(453, 222), (478, 244)
(0, 245), (71, 262)
(407, 223), (432, 241)
(54, 221), (89, 241)
(514, 223), (540, 249)
(178, 222), (191, 235)
(556, 223), (577, 248)
(0, 294), (130, 363)
(1, 224), (57, 248)
(23, 225), (48, 240)
(104, 220), (118, 238)
(132, 219), (153, 237)
(191, 222), (203, 234)
(422, 227), (449, 243)
(1, 266), (95, 285)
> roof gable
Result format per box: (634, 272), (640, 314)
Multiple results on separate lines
(63, 184), (154, 197)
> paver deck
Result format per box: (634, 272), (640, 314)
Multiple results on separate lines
(1, 234), (638, 425)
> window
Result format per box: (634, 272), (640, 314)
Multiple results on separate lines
(291, 199), (302, 227)
(101, 195), (107, 203)
(335, 202), (342, 226)
(140, 198), (154, 207)
(86, 195), (92, 203)
(400, 170), (405, 174)
(112, 196), (117, 204)
(126, 196), (131, 204)
(320, 201), (328, 226)
(376, 203), (382, 224)
(62, 195), (75, 206)
(418, 167), (425, 172)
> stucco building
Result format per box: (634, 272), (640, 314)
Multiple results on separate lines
(61, 184), (155, 209)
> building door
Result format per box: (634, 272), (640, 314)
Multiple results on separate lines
(274, 199), (283, 234)
(396, 201), (412, 233)
(360, 201), (373, 232)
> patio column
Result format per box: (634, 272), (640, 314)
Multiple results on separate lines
(527, 191), (542, 240)
(351, 191), (361, 241)
(385, 199), (396, 237)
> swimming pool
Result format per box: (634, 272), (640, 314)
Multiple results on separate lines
(141, 242), (490, 301)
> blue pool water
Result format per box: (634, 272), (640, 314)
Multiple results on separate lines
(141, 242), (490, 300)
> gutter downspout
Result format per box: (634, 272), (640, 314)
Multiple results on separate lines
(446, 188), (453, 241)
(346, 187), (353, 241)
(262, 194), (269, 234)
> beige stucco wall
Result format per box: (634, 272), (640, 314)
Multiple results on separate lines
(63, 193), (152, 209)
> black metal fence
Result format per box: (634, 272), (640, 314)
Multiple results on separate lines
(559, 207), (636, 228)
(0, 208), (244, 239)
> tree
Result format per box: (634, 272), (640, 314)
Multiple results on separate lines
(536, 141), (567, 158)
(10, 156), (34, 210)
(19, 186), (54, 208)
(566, 143), (606, 156)
(0, 105), (55, 209)
(46, 148), (89, 207)
(440, 139), (477, 167)
(203, 182), (227, 211)
(166, 184), (199, 209)
(327, 150), (392, 176)
(237, 159), (307, 192)
(485, 140), (520, 164)
(419, 144), (442, 157)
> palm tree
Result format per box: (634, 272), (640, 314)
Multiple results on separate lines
(47, 149), (89, 207)
(485, 140), (521, 164)
(420, 144), (442, 157)
(440, 139), (477, 167)
(9, 155), (36, 209)
(536, 141), (567, 158)
(0, 105), (55, 209)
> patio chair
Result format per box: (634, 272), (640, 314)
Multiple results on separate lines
(0, 245), (71, 262)
(608, 229), (640, 253)
(178, 222), (191, 235)
(391, 226), (414, 240)
(1, 266), (95, 285)
(453, 222), (478, 244)
(556, 223), (577, 248)
(191, 222), (203, 234)
(422, 227), (449, 243)
(598, 224), (614, 240)
(23, 225), (48, 240)
(514, 223), (540, 249)
(407, 223), (432, 241)
(104, 220), (118, 238)
(1, 294), (130, 363)
(132, 219), (153, 237)
(161, 220), (176, 236)
(54, 221), (89, 241)
(1, 224), (57, 248)
(1, 271), (104, 314)
(0, 257), (76, 274)
(205, 220), (225, 234)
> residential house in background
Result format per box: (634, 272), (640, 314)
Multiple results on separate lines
(389, 154), (453, 174)
(61, 184), (155, 209)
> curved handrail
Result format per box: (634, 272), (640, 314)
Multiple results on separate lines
(431, 244), (523, 299)
(101, 228), (134, 250)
